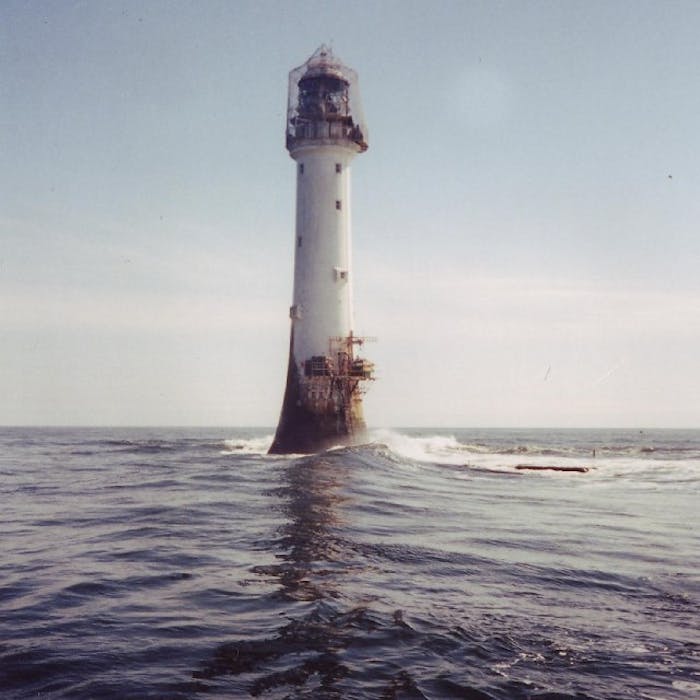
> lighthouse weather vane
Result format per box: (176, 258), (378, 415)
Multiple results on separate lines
(269, 45), (374, 454)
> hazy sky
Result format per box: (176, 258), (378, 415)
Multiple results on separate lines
(2, 0), (699, 427)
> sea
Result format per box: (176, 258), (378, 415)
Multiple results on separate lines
(1, 427), (698, 700)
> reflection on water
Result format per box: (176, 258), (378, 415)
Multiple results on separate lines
(253, 453), (349, 602)
(193, 450), (379, 697)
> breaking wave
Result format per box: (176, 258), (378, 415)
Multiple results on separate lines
(221, 434), (274, 455)
(366, 428), (700, 484)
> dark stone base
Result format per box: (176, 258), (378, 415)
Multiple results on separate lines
(269, 402), (367, 455)
(269, 344), (367, 455)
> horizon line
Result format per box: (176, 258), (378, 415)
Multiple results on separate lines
(0, 424), (697, 431)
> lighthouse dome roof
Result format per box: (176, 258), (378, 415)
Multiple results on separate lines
(300, 45), (348, 82)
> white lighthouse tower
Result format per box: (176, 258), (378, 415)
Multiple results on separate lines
(270, 45), (374, 454)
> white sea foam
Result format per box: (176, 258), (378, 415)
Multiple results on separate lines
(369, 429), (700, 483)
(221, 435), (274, 455)
(369, 429), (470, 466)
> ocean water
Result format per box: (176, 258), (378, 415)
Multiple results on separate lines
(1, 427), (698, 699)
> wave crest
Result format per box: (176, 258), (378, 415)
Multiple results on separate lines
(368, 429), (482, 466)
(221, 435), (273, 455)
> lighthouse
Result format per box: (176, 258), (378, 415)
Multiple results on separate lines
(269, 45), (374, 455)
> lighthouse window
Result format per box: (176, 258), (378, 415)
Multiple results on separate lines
(333, 267), (348, 281)
(297, 236), (302, 248)
(335, 163), (342, 173)
(299, 163), (304, 175)
(335, 200), (342, 210)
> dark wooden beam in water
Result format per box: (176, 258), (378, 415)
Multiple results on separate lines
(515, 465), (589, 473)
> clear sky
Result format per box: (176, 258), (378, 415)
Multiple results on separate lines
(2, 0), (699, 428)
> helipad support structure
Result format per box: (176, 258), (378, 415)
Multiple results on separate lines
(269, 46), (374, 455)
